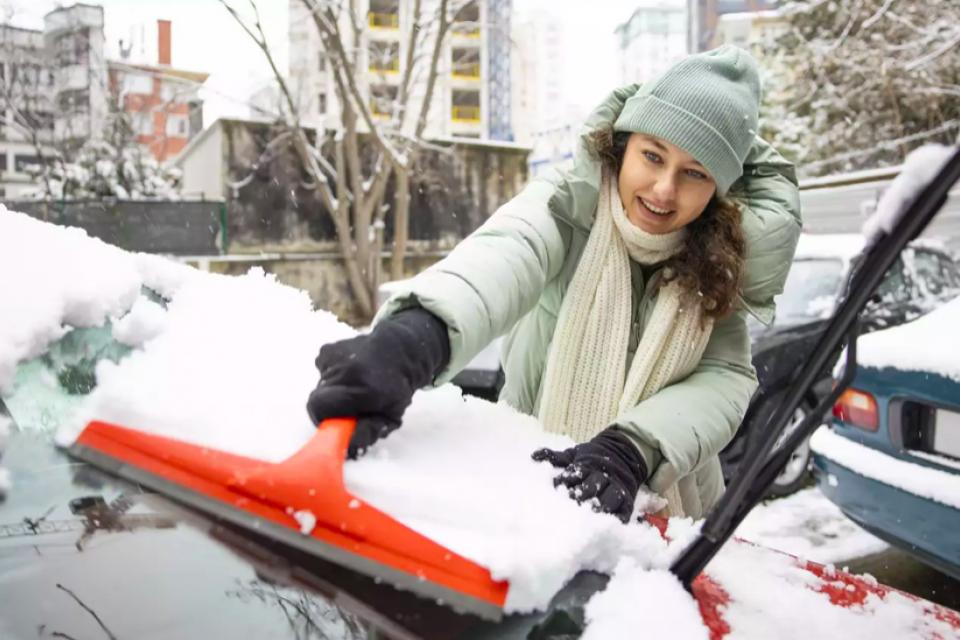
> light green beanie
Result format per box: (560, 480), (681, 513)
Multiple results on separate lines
(613, 44), (761, 196)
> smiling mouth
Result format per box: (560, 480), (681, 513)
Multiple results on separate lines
(637, 197), (675, 217)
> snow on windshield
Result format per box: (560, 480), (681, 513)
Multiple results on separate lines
(4, 209), (959, 638)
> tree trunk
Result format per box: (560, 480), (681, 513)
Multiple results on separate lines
(391, 167), (411, 281)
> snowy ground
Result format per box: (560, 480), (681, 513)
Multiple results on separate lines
(735, 486), (888, 565)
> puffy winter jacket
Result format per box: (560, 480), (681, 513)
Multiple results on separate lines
(375, 84), (802, 518)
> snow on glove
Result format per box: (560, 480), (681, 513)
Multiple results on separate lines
(532, 428), (648, 523)
(306, 307), (450, 459)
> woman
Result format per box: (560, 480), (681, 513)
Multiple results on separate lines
(307, 45), (802, 522)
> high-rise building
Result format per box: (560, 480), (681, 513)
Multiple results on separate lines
(615, 1), (688, 86)
(714, 9), (788, 54)
(287, 0), (494, 140)
(510, 6), (564, 145)
(688, 0), (777, 53)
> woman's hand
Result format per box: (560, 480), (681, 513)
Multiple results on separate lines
(306, 308), (450, 459)
(532, 428), (648, 523)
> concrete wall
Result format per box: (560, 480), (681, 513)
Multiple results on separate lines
(179, 124), (223, 200)
(215, 119), (531, 253)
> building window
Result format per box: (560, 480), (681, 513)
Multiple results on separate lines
(122, 72), (154, 96)
(55, 28), (90, 67)
(57, 88), (90, 114)
(0, 153), (7, 172)
(368, 41), (400, 74)
(318, 53), (327, 72)
(370, 85), (398, 118)
(132, 112), (154, 136)
(14, 154), (40, 173)
(451, 89), (481, 123)
(368, 0), (399, 29)
(451, 2), (480, 37)
(451, 48), (481, 79)
(166, 114), (188, 137)
(22, 110), (53, 132)
(160, 82), (180, 104)
(318, 92), (327, 115)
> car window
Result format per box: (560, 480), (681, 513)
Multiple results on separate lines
(771, 258), (845, 326)
(903, 248), (960, 311)
(874, 258), (910, 303)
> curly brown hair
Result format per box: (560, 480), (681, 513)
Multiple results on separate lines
(591, 126), (747, 319)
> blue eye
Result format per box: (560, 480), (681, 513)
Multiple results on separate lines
(643, 151), (661, 163)
(686, 169), (708, 180)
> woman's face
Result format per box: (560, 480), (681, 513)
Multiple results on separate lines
(617, 133), (717, 235)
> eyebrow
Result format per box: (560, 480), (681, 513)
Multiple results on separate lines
(640, 135), (704, 168)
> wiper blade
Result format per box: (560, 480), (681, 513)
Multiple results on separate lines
(671, 145), (960, 588)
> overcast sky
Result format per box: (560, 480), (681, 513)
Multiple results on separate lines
(4, 0), (641, 128)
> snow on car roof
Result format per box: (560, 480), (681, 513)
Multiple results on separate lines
(794, 234), (866, 262)
(4, 208), (960, 638)
(854, 294), (960, 381)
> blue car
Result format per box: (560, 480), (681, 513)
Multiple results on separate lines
(812, 297), (960, 582)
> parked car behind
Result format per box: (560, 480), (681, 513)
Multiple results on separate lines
(722, 234), (960, 496)
(813, 294), (960, 582)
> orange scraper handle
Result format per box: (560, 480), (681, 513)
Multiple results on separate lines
(75, 418), (509, 610)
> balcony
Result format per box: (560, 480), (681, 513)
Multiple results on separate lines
(451, 2), (480, 38)
(369, 41), (401, 75)
(370, 85), (398, 118)
(368, 0), (400, 30)
(368, 12), (399, 29)
(451, 49), (481, 79)
(452, 105), (480, 123)
(451, 23), (480, 38)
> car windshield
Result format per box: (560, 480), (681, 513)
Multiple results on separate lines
(772, 258), (846, 327)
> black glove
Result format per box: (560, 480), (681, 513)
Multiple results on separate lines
(532, 428), (647, 523)
(307, 307), (450, 459)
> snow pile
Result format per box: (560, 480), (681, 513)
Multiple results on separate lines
(735, 487), (887, 564)
(862, 144), (957, 247)
(48, 262), (678, 612)
(794, 233), (865, 262)
(0, 208), (195, 395)
(344, 386), (676, 611)
(55, 267), (353, 461)
(851, 295), (960, 381)
(708, 539), (960, 640)
(581, 562), (709, 640)
(112, 297), (170, 347)
(811, 429), (960, 510)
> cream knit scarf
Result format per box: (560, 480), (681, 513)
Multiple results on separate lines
(538, 170), (715, 519)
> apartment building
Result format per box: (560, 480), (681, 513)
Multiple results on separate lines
(288, 0), (491, 140)
(0, 4), (207, 196)
(615, 1), (688, 86)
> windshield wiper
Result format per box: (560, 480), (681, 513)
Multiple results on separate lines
(671, 146), (960, 589)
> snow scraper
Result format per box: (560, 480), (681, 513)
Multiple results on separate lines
(68, 417), (509, 621)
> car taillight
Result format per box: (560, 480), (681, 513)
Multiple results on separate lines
(832, 388), (879, 431)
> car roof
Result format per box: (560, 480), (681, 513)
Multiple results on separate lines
(795, 233), (956, 264)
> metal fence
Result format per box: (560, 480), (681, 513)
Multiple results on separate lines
(4, 199), (227, 256)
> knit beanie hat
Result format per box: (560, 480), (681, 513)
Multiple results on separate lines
(613, 45), (762, 196)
